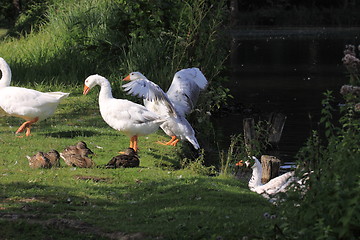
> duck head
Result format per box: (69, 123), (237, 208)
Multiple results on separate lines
(123, 147), (137, 156)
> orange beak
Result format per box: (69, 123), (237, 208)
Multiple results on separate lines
(83, 85), (91, 95)
(123, 75), (131, 81)
(235, 160), (244, 166)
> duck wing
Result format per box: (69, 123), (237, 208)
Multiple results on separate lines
(166, 68), (207, 117)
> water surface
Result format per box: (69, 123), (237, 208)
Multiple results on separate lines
(213, 27), (360, 161)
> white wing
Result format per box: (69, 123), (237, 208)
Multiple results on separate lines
(122, 78), (176, 117)
(166, 68), (208, 117)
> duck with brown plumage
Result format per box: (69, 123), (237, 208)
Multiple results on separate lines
(26, 149), (60, 169)
(60, 141), (95, 168)
(106, 148), (139, 168)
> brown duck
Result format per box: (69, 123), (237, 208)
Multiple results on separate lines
(106, 148), (139, 168)
(60, 153), (94, 168)
(61, 141), (95, 168)
(62, 141), (94, 157)
(26, 152), (52, 169)
(44, 149), (61, 167)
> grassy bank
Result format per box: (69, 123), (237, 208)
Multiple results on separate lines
(0, 29), (7, 38)
(0, 85), (272, 239)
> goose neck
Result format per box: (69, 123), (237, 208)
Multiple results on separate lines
(0, 60), (12, 88)
(98, 79), (113, 100)
(249, 161), (263, 188)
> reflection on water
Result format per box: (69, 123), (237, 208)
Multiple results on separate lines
(213, 28), (360, 161)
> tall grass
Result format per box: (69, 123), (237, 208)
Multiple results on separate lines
(0, 0), (229, 105)
(0, 0), (230, 171)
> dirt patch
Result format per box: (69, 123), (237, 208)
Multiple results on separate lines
(74, 175), (111, 183)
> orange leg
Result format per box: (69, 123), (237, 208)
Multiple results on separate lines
(132, 136), (138, 152)
(129, 136), (138, 152)
(129, 137), (134, 149)
(170, 138), (179, 146)
(157, 136), (179, 147)
(15, 117), (39, 137)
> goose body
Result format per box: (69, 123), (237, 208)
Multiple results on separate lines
(83, 74), (165, 151)
(122, 68), (207, 149)
(0, 57), (69, 136)
(246, 156), (296, 198)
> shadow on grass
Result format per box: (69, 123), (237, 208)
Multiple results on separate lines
(147, 150), (181, 169)
(44, 130), (99, 138)
(0, 176), (270, 239)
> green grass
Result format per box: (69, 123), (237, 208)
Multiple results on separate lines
(0, 85), (272, 239)
(0, 29), (7, 38)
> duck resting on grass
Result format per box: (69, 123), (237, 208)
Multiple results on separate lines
(105, 147), (140, 168)
(44, 149), (61, 167)
(27, 152), (51, 169)
(26, 149), (60, 169)
(60, 141), (95, 168)
(122, 68), (207, 150)
(61, 141), (94, 157)
(0, 57), (69, 137)
(60, 153), (94, 168)
(83, 74), (167, 152)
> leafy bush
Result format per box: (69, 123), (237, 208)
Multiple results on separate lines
(0, 0), (229, 107)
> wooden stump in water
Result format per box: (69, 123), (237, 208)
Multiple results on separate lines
(243, 118), (256, 154)
(261, 155), (281, 184)
(268, 112), (287, 144)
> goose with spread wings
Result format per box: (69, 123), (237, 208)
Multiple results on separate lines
(122, 68), (207, 150)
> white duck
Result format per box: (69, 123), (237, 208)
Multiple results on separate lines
(122, 68), (207, 149)
(243, 156), (297, 198)
(83, 74), (166, 152)
(0, 57), (70, 136)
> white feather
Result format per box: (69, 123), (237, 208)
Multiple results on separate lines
(122, 68), (207, 149)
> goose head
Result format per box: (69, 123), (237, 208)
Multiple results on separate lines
(236, 156), (259, 169)
(123, 72), (147, 81)
(83, 74), (107, 95)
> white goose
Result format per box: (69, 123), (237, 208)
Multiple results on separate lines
(122, 68), (207, 149)
(83, 74), (166, 152)
(0, 57), (69, 136)
(243, 156), (296, 198)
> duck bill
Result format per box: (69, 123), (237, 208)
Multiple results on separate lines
(123, 75), (131, 81)
(83, 85), (91, 95)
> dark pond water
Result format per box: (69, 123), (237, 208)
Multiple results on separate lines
(212, 27), (360, 162)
